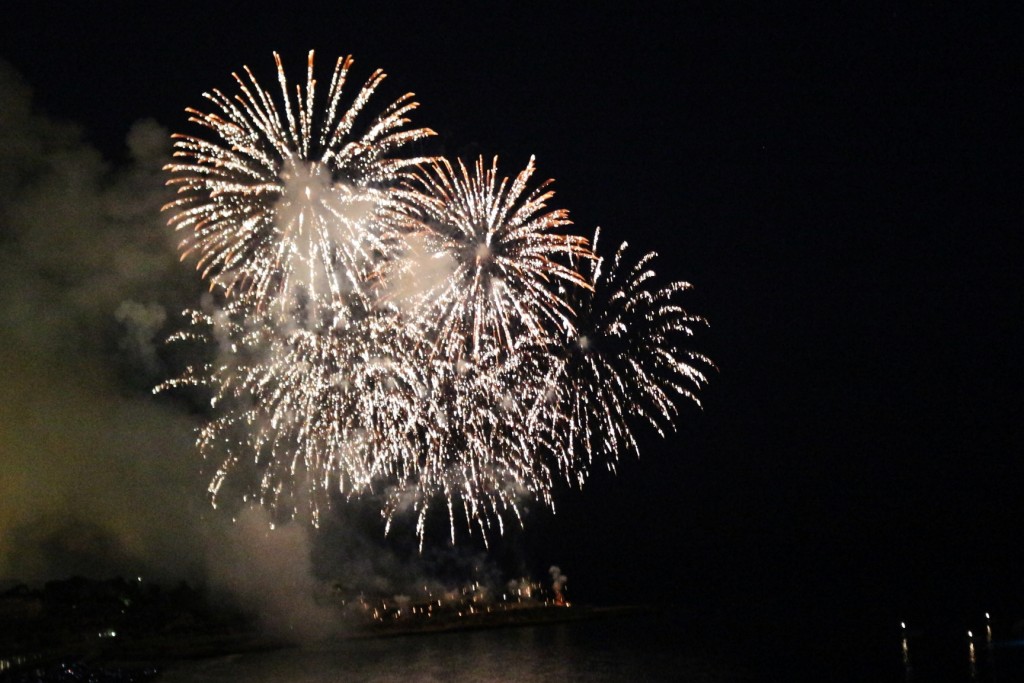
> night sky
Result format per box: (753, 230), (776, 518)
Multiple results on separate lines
(1, 1), (1020, 672)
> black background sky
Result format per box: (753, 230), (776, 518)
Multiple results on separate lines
(1, 1), (1020, 672)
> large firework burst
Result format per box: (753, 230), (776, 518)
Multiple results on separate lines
(159, 52), (711, 545)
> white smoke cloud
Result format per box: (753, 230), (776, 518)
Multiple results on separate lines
(114, 300), (168, 374)
(0, 61), (516, 630)
(268, 160), (381, 312)
(549, 564), (567, 592)
(0, 59), (204, 582)
(381, 231), (458, 313)
(0, 65), (372, 633)
(202, 506), (341, 641)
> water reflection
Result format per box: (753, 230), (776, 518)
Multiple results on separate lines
(901, 622), (912, 682)
(900, 612), (1023, 683)
(160, 616), (747, 683)
(968, 630), (977, 681)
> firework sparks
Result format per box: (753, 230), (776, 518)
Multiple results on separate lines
(395, 155), (592, 360)
(159, 52), (711, 545)
(554, 229), (714, 481)
(163, 51), (434, 311)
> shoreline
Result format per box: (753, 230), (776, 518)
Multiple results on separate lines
(2, 604), (655, 680)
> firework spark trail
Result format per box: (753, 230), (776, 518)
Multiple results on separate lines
(158, 53), (712, 545)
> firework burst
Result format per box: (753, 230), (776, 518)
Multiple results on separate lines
(553, 230), (714, 479)
(163, 51), (434, 311)
(159, 52), (711, 545)
(395, 155), (593, 360)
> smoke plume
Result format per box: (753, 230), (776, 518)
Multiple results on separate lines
(0, 61), (511, 638)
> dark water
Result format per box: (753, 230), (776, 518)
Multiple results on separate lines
(154, 609), (1024, 683)
(158, 612), (752, 682)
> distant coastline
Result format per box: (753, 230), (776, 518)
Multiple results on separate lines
(344, 603), (654, 640)
(1, 576), (652, 680)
